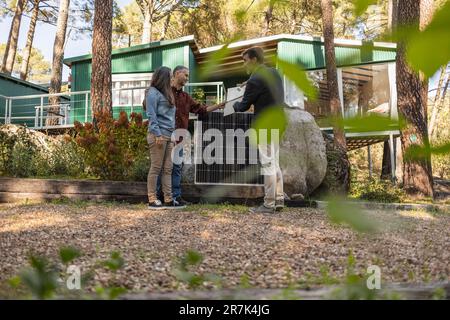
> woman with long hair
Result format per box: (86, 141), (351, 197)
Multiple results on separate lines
(146, 66), (184, 209)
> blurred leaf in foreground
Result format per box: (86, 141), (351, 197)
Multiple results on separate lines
(406, 1), (450, 78)
(59, 246), (82, 264)
(326, 196), (378, 233)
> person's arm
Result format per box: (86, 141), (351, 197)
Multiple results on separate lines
(233, 78), (259, 112)
(206, 102), (225, 112)
(188, 95), (225, 115)
(146, 90), (162, 137)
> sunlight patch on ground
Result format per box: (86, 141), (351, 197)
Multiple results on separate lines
(397, 210), (437, 221)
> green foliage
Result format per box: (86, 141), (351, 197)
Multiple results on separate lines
(19, 255), (59, 299)
(102, 251), (125, 272)
(431, 287), (447, 300)
(405, 1), (450, 78)
(275, 57), (318, 100)
(328, 251), (379, 300)
(95, 286), (127, 300)
(0, 126), (38, 177)
(352, 0), (378, 17)
(339, 114), (403, 133)
(49, 138), (87, 178)
(74, 111), (149, 181)
(9, 247), (127, 300)
(59, 246), (82, 265)
(298, 265), (341, 289)
(404, 141), (450, 162)
(0, 126), (87, 179)
(191, 88), (205, 102)
(251, 106), (287, 145)
(0, 44), (51, 83)
(173, 249), (221, 289)
(350, 179), (405, 203)
(198, 35), (242, 81)
(325, 196), (378, 233)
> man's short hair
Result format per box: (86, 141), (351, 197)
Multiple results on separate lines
(173, 65), (189, 75)
(242, 47), (264, 64)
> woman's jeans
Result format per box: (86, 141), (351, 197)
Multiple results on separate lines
(147, 133), (174, 203)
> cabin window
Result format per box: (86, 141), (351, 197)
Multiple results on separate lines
(112, 73), (152, 107)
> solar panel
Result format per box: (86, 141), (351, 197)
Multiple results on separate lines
(194, 112), (264, 185)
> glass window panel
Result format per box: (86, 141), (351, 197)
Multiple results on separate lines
(111, 74), (152, 108)
(305, 69), (332, 127)
(342, 64), (390, 118)
(284, 78), (304, 109)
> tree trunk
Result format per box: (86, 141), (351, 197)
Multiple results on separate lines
(20, 0), (40, 81)
(320, 0), (350, 193)
(160, 12), (171, 40)
(264, 0), (275, 36)
(396, 0), (434, 197)
(1, 0), (26, 75)
(46, 0), (70, 126)
(380, 141), (392, 180)
(91, 0), (113, 124)
(141, 1), (153, 44)
(428, 65), (447, 136)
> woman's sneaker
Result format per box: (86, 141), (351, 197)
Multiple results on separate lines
(148, 199), (164, 210)
(163, 199), (186, 209)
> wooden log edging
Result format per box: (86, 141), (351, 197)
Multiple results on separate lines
(0, 177), (265, 204)
(316, 200), (450, 214)
(120, 282), (450, 300)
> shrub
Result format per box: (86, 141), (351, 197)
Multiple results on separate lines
(0, 125), (87, 179)
(48, 136), (87, 178)
(350, 178), (405, 203)
(73, 111), (149, 180)
(0, 126), (39, 177)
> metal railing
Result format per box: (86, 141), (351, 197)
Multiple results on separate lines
(1, 82), (226, 130)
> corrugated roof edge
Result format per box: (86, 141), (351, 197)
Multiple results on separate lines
(63, 35), (197, 66)
(199, 34), (397, 54)
(0, 72), (49, 93)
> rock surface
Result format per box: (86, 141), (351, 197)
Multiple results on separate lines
(280, 107), (327, 198)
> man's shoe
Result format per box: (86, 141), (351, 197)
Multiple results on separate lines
(148, 199), (164, 210)
(249, 205), (275, 214)
(275, 200), (284, 212)
(174, 196), (191, 206)
(163, 199), (186, 209)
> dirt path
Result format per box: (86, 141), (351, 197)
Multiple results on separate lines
(0, 202), (449, 297)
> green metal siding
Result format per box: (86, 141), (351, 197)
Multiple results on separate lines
(277, 40), (396, 70)
(71, 61), (92, 123)
(189, 48), (198, 82)
(0, 75), (50, 127)
(112, 51), (153, 73)
(0, 95), (6, 123)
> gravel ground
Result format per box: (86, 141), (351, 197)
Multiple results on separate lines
(0, 202), (449, 296)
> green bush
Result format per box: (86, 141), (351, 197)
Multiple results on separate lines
(0, 126), (40, 177)
(350, 179), (405, 203)
(0, 125), (87, 179)
(48, 137), (87, 178)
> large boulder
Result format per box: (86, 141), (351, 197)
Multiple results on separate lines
(280, 107), (327, 199)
